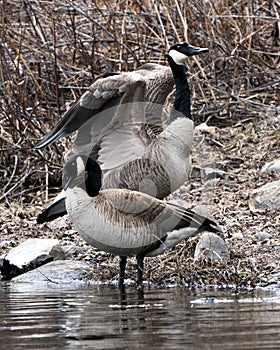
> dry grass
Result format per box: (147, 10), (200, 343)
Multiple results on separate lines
(0, 0), (279, 287)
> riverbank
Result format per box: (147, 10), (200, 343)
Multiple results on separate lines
(1, 111), (279, 288)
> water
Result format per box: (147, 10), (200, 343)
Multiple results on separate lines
(1, 282), (280, 350)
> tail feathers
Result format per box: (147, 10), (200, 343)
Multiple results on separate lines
(147, 213), (222, 258)
(37, 197), (67, 224)
(200, 217), (222, 234)
(168, 201), (222, 234)
(181, 211), (222, 235)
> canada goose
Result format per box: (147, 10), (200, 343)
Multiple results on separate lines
(35, 42), (208, 150)
(37, 42), (208, 223)
(64, 154), (220, 286)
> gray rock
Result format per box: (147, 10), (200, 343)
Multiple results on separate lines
(249, 180), (280, 212)
(190, 166), (228, 181)
(266, 272), (280, 285)
(11, 260), (92, 284)
(261, 159), (280, 173)
(202, 167), (228, 180)
(257, 232), (271, 241)
(194, 232), (229, 262)
(1, 238), (65, 280)
(62, 245), (87, 259)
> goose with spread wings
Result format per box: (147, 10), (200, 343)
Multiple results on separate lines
(36, 42), (209, 224)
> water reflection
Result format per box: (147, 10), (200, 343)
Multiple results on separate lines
(1, 282), (280, 349)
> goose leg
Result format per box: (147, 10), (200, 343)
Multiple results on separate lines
(136, 255), (144, 288)
(119, 256), (127, 286)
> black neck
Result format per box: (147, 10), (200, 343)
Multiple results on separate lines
(168, 55), (191, 121)
(85, 158), (102, 197)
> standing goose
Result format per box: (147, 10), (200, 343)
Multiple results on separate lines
(36, 42), (208, 223)
(64, 154), (220, 286)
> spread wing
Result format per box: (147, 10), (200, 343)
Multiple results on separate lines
(74, 74), (148, 168)
(74, 65), (174, 170)
(35, 64), (174, 150)
(136, 64), (174, 133)
(35, 72), (145, 149)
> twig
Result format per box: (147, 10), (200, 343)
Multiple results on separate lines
(0, 167), (34, 202)
(2, 155), (18, 193)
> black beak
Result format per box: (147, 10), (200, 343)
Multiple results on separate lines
(63, 171), (88, 191)
(183, 44), (209, 57)
(63, 175), (73, 191)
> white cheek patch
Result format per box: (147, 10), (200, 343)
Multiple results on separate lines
(168, 49), (187, 65)
(76, 156), (86, 176)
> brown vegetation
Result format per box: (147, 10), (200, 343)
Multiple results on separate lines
(0, 0), (279, 287)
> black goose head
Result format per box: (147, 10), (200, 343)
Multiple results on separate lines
(63, 155), (102, 197)
(168, 41), (209, 65)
